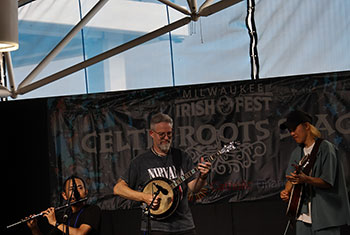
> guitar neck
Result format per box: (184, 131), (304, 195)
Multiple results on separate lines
(170, 151), (220, 189)
(295, 154), (311, 175)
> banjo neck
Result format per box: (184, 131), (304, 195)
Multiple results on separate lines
(170, 141), (238, 189)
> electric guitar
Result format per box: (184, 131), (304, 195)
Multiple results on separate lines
(142, 141), (239, 220)
(285, 154), (311, 219)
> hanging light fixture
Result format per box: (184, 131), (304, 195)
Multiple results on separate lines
(0, 0), (19, 52)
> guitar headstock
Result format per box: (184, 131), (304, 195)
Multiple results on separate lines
(218, 141), (240, 155)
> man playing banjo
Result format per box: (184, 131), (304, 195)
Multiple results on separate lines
(113, 113), (211, 235)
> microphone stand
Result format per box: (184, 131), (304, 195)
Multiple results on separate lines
(144, 188), (161, 235)
(62, 183), (75, 235)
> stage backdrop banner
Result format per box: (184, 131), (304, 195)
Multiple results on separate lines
(47, 71), (350, 210)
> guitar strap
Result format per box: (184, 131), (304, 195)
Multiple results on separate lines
(301, 138), (323, 175)
(171, 148), (184, 199)
(171, 148), (183, 179)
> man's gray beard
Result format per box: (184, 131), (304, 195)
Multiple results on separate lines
(159, 142), (171, 152)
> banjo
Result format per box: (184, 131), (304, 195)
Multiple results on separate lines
(141, 141), (239, 220)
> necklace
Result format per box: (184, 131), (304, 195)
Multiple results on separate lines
(151, 147), (171, 179)
(151, 146), (170, 157)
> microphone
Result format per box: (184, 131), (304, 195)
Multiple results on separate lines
(153, 183), (168, 195)
(71, 176), (81, 201)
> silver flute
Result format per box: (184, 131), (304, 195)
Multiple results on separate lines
(6, 197), (88, 229)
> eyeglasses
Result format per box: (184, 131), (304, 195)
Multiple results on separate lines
(152, 130), (173, 139)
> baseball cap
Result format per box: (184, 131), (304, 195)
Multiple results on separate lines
(280, 110), (313, 131)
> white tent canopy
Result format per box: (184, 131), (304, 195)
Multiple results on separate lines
(1, 0), (349, 99)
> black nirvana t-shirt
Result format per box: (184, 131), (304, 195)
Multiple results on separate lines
(121, 147), (196, 232)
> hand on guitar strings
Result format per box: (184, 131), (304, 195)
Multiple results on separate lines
(280, 189), (290, 202)
(198, 157), (212, 180)
(286, 171), (309, 185)
(143, 193), (161, 210)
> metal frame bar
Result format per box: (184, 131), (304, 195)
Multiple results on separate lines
(198, 0), (243, 16)
(4, 52), (16, 97)
(157, 0), (190, 15)
(198, 0), (214, 14)
(18, 0), (36, 8)
(188, 0), (197, 13)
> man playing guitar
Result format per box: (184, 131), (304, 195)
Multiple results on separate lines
(280, 110), (350, 235)
(113, 113), (211, 235)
